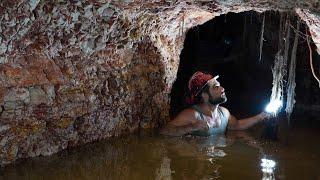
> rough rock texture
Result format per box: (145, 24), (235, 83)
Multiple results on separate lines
(0, 0), (319, 166)
(296, 8), (320, 53)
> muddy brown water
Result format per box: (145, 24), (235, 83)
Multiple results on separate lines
(1, 119), (319, 180)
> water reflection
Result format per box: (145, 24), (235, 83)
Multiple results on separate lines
(159, 135), (228, 179)
(261, 158), (276, 180)
(159, 132), (271, 179)
(1, 128), (319, 180)
(155, 156), (173, 180)
(0, 133), (258, 180)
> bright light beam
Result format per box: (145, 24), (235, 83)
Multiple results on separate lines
(265, 99), (282, 114)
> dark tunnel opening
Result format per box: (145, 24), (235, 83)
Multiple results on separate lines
(170, 10), (320, 126)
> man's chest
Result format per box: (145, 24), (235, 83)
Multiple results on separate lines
(207, 115), (225, 129)
(196, 113), (223, 128)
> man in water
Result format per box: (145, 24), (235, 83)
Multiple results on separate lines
(160, 71), (271, 136)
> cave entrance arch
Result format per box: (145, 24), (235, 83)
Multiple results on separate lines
(170, 10), (310, 119)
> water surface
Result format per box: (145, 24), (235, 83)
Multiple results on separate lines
(1, 120), (319, 180)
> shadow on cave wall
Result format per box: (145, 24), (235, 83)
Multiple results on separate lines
(170, 10), (320, 120)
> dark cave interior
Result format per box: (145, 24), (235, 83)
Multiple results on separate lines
(170, 10), (320, 124)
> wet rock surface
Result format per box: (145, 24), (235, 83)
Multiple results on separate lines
(0, 0), (319, 166)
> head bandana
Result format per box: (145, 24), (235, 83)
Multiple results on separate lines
(186, 71), (219, 104)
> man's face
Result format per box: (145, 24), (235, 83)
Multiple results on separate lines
(206, 79), (227, 105)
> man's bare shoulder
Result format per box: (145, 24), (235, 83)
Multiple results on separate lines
(219, 106), (231, 117)
(179, 108), (197, 116)
(168, 108), (198, 126)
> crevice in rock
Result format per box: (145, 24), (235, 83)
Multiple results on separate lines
(0, 105), (4, 117)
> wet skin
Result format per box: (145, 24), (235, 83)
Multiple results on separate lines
(160, 78), (271, 136)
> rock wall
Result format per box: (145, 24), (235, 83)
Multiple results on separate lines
(0, 0), (319, 166)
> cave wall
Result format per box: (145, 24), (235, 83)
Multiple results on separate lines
(0, 0), (319, 166)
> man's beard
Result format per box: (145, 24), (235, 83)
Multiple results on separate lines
(208, 94), (227, 105)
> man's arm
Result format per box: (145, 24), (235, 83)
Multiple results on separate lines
(160, 109), (205, 136)
(221, 107), (270, 130)
(160, 123), (200, 136)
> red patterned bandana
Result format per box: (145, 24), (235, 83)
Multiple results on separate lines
(187, 71), (219, 104)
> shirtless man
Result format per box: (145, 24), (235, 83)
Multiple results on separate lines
(160, 71), (271, 136)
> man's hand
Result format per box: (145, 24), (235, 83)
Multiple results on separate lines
(192, 120), (209, 131)
(258, 111), (273, 121)
(160, 121), (208, 136)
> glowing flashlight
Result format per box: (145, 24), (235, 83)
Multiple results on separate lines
(264, 99), (282, 114)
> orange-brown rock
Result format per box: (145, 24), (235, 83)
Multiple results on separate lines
(0, 0), (319, 166)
